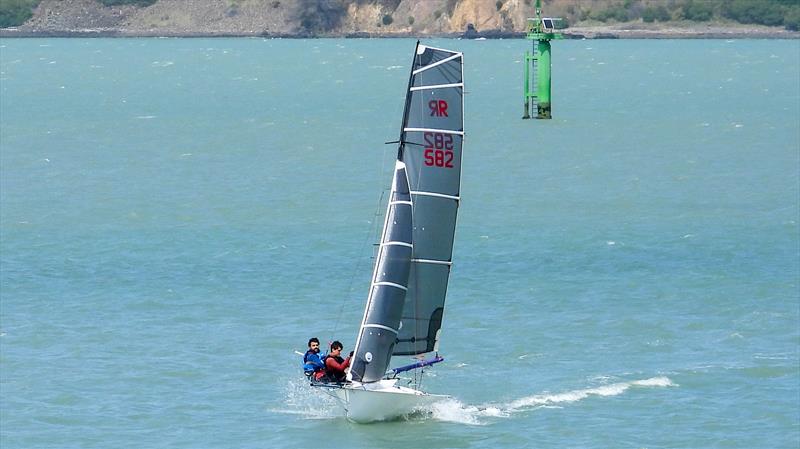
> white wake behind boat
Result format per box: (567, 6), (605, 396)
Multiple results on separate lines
(313, 42), (465, 423)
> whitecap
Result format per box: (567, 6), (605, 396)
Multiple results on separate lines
(428, 398), (498, 425)
(754, 353), (790, 360)
(508, 376), (674, 410)
(632, 376), (674, 387)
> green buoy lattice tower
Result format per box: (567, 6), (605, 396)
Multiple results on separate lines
(523, 0), (562, 119)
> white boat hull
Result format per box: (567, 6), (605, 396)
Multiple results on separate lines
(326, 379), (447, 423)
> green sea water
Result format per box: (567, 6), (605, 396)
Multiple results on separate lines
(1, 37), (798, 448)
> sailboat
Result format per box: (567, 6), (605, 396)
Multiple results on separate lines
(312, 42), (464, 423)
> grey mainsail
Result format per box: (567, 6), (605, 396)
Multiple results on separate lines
(350, 43), (464, 383)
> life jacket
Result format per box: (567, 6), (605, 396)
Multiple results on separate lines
(302, 350), (325, 375)
(319, 355), (347, 382)
(315, 354), (329, 376)
(321, 354), (344, 366)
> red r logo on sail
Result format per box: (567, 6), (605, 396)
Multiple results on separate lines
(429, 100), (448, 117)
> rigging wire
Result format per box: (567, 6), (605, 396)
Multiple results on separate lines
(334, 58), (411, 355)
(329, 141), (394, 348)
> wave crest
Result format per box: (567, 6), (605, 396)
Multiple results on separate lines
(427, 376), (675, 425)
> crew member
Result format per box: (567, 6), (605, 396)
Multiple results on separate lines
(318, 340), (351, 383)
(302, 337), (325, 377)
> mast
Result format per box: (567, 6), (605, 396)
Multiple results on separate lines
(397, 41), (421, 161)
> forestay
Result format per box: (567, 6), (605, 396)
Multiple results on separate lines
(350, 43), (464, 383)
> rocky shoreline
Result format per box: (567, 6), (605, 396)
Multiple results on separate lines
(2, 28), (797, 39)
(3, 23), (797, 39)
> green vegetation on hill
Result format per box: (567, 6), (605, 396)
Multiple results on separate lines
(0, 0), (38, 28)
(0, 0), (157, 28)
(583, 0), (800, 31)
(723, 0), (796, 28)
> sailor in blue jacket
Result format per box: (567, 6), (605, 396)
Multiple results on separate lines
(302, 337), (326, 376)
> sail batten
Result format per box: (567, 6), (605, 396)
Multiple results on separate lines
(410, 191), (460, 201)
(350, 43), (463, 382)
(372, 281), (409, 291)
(409, 83), (464, 91)
(411, 258), (452, 266)
(381, 241), (413, 248)
(403, 128), (464, 135)
(412, 53), (463, 74)
(362, 323), (400, 334)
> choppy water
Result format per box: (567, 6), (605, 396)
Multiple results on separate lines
(1, 37), (798, 448)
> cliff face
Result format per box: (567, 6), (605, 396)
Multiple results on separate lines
(19, 0), (298, 35)
(13, 0), (555, 36)
(8, 0), (799, 38)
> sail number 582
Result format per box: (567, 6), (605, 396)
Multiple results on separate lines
(423, 132), (454, 168)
